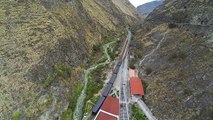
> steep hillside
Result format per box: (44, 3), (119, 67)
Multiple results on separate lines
(147, 0), (213, 25)
(0, 0), (139, 119)
(130, 0), (213, 119)
(137, 0), (164, 17)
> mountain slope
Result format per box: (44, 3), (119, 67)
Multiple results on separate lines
(137, 0), (164, 17)
(0, 0), (140, 119)
(130, 0), (213, 119)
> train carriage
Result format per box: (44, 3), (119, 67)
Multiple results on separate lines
(92, 96), (106, 114)
(108, 74), (117, 84)
(102, 84), (113, 97)
(113, 64), (120, 74)
(117, 60), (122, 66)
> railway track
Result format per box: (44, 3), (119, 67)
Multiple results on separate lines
(92, 29), (131, 114)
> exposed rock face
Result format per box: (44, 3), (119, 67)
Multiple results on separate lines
(0, 0), (140, 119)
(147, 0), (213, 25)
(130, 0), (213, 119)
(137, 0), (164, 17)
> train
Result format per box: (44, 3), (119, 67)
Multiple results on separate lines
(92, 60), (122, 114)
(92, 32), (130, 114)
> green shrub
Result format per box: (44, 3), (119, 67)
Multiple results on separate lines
(168, 23), (177, 29)
(145, 67), (153, 75)
(171, 54), (178, 59)
(61, 81), (83, 119)
(86, 72), (104, 101)
(13, 111), (20, 120)
(169, 52), (187, 61)
(142, 80), (148, 92)
(84, 103), (93, 114)
(107, 47), (116, 60)
(179, 52), (187, 60)
(55, 64), (71, 78)
(62, 39), (114, 119)
(132, 105), (147, 120)
(129, 63), (135, 69)
(91, 96), (100, 103)
(96, 55), (107, 64)
(135, 50), (143, 59)
(183, 88), (193, 96)
(43, 65), (72, 87)
(43, 75), (56, 88)
(92, 44), (101, 52)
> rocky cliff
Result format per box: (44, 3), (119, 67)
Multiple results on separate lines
(130, 0), (213, 119)
(0, 0), (139, 119)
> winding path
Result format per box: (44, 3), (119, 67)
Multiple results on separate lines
(140, 30), (169, 65)
(132, 96), (157, 120)
(73, 41), (116, 120)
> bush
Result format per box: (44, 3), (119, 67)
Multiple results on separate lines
(107, 47), (116, 60)
(145, 67), (153, 75)
(96, 55), (107, 64)
(168, 23), (177, 29)
(13, 111), (20, 120)
(92, 44), (101, 52)
(85, 63), (108, 101)
(61, 81), (83, 119)
(132, 105), (147, 120)
(135, 50), (143, 59)
(84, 103), (93, 114)
(183, 88), (193, 96)
(43, 64), (72, 88)
(169, 52), (187, 61)
(179, 52), (187, 60)
(142, 81), (148, 92)
(171, 54), (178, 59)
(129, 63), (135, 69)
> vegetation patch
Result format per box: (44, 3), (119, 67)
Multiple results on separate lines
(93, 35), (117, 53)
(86, 63), (108, 101)
(92, 43), (102, 53)
(131, 105), (148, 120)
(63, 34), (121, 119)
(103, 35), (117, 43)
(145, 67), (153, 75)
(96, 53), (107, 64)
(142, 80), (148, 93)
(83, 38), (119, 116)
(84, 96), (100, 114)
(169, 52), (187, 61)
(84, 103), (93, 114)
(183, 88), (193, 96)
(43, 64), (72, 88)
(13, 111), (20, 120)
(129, 63), (136, 69)
(168, 23), (178, 29)
(91, 95), (100, 103)
(61, 81), (84, 119)
(107, 47), (116, 60)
(25, 95), (53, 117)
(135, 50), (143, 59)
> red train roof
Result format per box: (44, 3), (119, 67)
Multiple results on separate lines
(100, 96), (119, 115)
(95, 111), (117, 120)
(130, 77), (144, 95)
(95, 96), (119, 120)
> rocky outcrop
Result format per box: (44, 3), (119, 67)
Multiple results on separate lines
(130, 0), (213, 119)
(0, 0), (140, 119)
